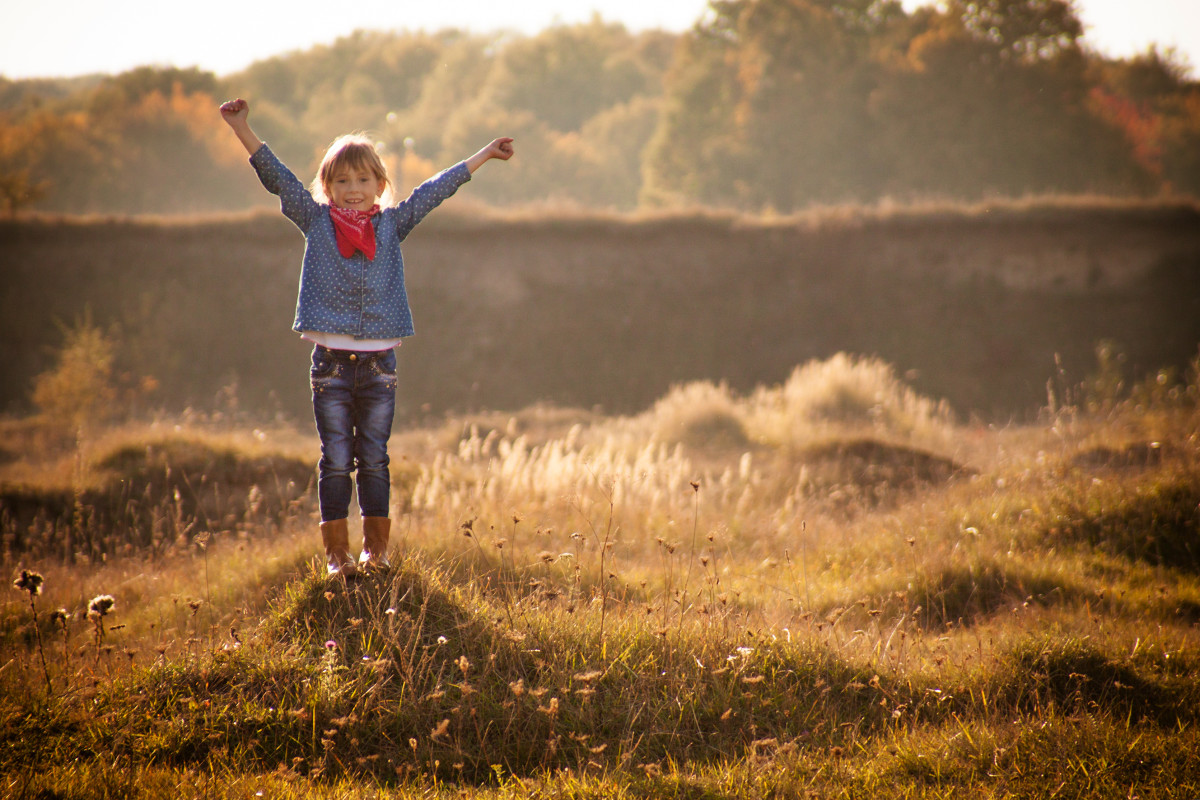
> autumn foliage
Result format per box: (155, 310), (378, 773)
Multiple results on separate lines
(1, 1), (1199, 215)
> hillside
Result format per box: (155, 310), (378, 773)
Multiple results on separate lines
(2, 199), (1199, 422)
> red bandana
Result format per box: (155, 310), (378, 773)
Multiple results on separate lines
(329, 205), (381, 260)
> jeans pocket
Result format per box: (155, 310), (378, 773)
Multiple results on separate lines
(369, 350), (398, 390)
(310, 347), (338, 382)
(374, 349), (397, 376)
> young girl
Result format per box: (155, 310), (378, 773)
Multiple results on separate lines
(219, 97), (513, 578)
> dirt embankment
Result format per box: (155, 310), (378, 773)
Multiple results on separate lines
(2, 200), (1198, 422)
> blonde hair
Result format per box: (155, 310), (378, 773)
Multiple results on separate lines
(310, 133), (392, 204)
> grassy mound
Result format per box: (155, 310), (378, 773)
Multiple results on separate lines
(1038, 471), (1200, 573)
(0, 435), (313, 560)
(796, 438), (972, 506)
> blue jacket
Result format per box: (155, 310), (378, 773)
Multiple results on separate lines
(250, 144), (471, 339)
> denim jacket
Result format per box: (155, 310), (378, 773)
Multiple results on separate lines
(250, 143), (471, 339)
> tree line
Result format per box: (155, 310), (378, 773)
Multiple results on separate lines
(2, 0), (1198, 216)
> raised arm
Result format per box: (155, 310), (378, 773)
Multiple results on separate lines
(220, 97), (317, 231)
(219, 98), (264, 156)
(390, 138), (515, 239)
(464, 137), (515, 174)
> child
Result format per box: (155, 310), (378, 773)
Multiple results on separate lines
(219, 97), (513, 578)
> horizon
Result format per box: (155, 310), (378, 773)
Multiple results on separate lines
(1, 0), (1198, 82)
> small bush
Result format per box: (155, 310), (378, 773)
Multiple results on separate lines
(746, 354), (954, 447)
(31, 314), (118, 437)
(644, 380), (750, 452)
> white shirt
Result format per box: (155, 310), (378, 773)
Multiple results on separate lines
(301, 331), (401, 351)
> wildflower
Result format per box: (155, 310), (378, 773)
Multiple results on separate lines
(13, 569), (44, 596)
(50, 608), (68, 626)
(456, 655), (471, 675)
(324, 640), (337, 650)
(436, 635), (448, 646)
(430, 718), (450, 739)
(14, 569), (52, 692)
(88, 595), (115, 619)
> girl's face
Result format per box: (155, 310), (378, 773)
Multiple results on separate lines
(328, 166), (385, 210)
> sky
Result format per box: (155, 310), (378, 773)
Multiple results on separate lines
(1, 0), (1198, 81)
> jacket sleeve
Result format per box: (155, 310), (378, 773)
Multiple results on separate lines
(249, 144), (321, 233)
(390, 162), (472, 241)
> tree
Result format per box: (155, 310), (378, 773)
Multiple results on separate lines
(645, 0), (906, 210)
(873, 0), (1151, 198)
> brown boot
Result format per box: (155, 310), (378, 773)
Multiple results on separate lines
(320, 518), (357, 578)
(359, 516), (392, 571)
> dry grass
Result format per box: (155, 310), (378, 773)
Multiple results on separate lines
(2, 354), (1199, 798)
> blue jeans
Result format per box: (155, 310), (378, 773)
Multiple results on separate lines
(310, 345), (398, 522)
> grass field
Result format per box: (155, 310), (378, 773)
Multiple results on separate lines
(2, 353), (1199, 798)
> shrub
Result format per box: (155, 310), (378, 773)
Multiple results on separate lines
(645, 380), (749, 452)
(746, 354), (954, 447)
(31, 314), (117, 436)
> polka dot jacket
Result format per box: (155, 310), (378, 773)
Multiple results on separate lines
(249, 143), (471, 340)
